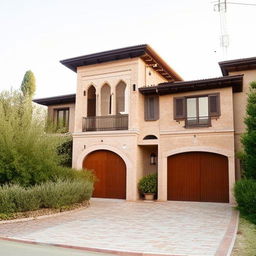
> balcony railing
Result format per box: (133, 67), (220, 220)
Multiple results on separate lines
(82, 114), (128, 132)
(185, 116), (211, 128)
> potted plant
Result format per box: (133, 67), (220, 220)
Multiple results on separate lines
(138, 173), (157, 200)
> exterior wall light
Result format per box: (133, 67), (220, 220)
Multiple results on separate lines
(150, 153), (157, 165)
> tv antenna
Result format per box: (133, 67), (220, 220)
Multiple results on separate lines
(214, 0), (229, 59)
(213, 0), (256, 59)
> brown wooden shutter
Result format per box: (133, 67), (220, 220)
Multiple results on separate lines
(144, 95), (159, 121)
(209, 93), (220, 117)
(174, 97), (185, 120)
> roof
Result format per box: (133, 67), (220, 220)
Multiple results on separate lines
(33, 94), (76, 106)
(60, 44), (182, 82)
(219, 56), (256, 76)
(139, 75), (243, 95)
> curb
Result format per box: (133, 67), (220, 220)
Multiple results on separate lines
(215, 209), (239, 256)
(0, 237), (184, 256)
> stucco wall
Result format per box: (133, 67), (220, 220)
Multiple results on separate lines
(71, 57), (238, 203)
(72, 131), (139, 201)
(228, 69), (256, 178)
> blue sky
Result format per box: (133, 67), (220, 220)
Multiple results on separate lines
(0, 0), (255, 98)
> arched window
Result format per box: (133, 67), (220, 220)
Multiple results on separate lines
(87, 85), (96, 117)
(116, 81), (126, 115)
(101, 84), (111, 116)
(143, 135), (158, 140)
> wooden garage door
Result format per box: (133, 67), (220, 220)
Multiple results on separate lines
(167, 152), (229, 203)
(83, 150), (126, 199)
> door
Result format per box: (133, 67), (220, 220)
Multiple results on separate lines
(83, 150), (126, 199)
(167, 152), (229, 203)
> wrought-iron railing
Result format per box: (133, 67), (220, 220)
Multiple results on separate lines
(82, 114), (128, 132)
(185, 116), (211, 127)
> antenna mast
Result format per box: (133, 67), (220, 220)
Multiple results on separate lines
(214, 0), (229, 59)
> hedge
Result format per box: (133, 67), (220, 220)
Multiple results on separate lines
(234, 179), (256, 224)
(0, 179), (93, 214)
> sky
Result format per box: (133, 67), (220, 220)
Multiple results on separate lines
(0, 0), (256, 98)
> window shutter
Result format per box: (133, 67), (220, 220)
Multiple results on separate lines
(209, 93), (220, 117)
(174, 97), (185, 120)
(144, 95), (159, 121)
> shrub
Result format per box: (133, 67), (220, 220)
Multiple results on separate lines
(138, 173), (157, 194)
(9, 185), (41, 212)
(57, 137), (73, 167)
(37, 179), (93, 208)
(0, 89), (69, 186)
(234, 179), (256, 224)
(0, 178), (93, 214)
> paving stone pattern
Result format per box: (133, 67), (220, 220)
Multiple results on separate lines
(0, 199), (234, 256)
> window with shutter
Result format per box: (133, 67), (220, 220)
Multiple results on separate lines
(209, 94), (220, 117)
(174, 97), (185, 120)
(173, 93), (220, 127)
(144, 95), (159, 121)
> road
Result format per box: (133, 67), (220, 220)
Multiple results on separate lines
(0, 239), (115, 256)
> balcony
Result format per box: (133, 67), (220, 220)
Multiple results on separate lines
(185, 116), (211, 128)
(82, 115), (128, 132)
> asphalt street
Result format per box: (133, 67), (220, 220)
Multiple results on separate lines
(0, 239), (115, 256)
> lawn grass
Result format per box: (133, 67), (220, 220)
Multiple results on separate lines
(231, 217), (256, 256)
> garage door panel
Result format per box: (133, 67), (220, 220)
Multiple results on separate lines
(84, 152), (107, 198)
(83, 150), (126, 199)
(200, 153), (229, 203)
(168, 153), (200, 201)
(168, 152), (229, 203)
(105, 153), (126, 199)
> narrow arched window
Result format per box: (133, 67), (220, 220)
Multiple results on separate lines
(116, 81), (126, 115)
(101, 84), (111, 116)
(87, 85), (96, 117)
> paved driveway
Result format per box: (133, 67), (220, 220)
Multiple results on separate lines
(0, 199), (237, 256)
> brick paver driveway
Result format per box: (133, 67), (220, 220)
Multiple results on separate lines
(0, 199), (237, 256)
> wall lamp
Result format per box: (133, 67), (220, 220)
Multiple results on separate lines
(150, 153), (157, 165)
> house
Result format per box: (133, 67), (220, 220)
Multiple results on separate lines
(34, 45), (256, 204)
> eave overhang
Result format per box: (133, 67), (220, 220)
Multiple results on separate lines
(139, 75), (243, 95)
(33, 94), (76, 106)
(60, 45), (182, 82)
(219, 57), (256, 76)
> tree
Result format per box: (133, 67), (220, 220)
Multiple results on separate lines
(241, 81), (256, 179)
(21, 70), (36, 98)
(0, 89), (65, 186)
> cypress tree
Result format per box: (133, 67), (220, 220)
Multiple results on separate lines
(241, 81), (256, 179)
(21, 70), (36, 98)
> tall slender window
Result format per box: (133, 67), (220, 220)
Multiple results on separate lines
(116, 81), (126, 114)
(87, 85), (96, 117)
(101, 84), (111, 116)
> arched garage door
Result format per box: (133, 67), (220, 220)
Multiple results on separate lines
(83, 150), (126, 199)
(167, 152), (229, 203)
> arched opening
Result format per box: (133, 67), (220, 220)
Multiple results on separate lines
(143, 135), (158, 140)
(83, 150), (126, 199)
(87, 85), (96, 117)
(116, 81), (126, 115)
(167, 152), (229, 203)
(101, 84), (111, 116)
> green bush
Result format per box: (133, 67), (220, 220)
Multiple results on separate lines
(0, 178), (93, 214)
(57, 137), (73, 167)
(9, 185), (41, 212)
(0, 89), (71, 186)
(138, 173), (157, 194)
(240, 81), (256, 179)
(234, 179), (256, 224)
